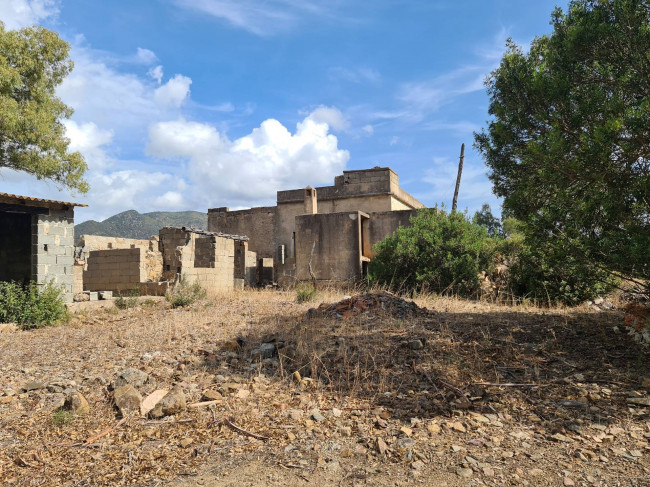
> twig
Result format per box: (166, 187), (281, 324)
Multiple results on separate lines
(83, 416), (128, 446)
(188, 400), (221, 408)
(473, 382), (542, 387)
(223, 417), (269, 441)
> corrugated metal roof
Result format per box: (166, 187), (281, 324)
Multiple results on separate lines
(0, 192), (87, 208)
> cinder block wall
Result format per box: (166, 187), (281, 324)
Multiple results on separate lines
(33, 208), (75, 302)
(182, 236), (234, 292)
(83, 248), (145, 293)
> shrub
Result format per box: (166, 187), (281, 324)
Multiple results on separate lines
(369, 209), (498, 297)
(115, 288), (139, 310)
(0, 280), (69, 329)
(296, 282), (317, 303)
(166, 278), (206, 308)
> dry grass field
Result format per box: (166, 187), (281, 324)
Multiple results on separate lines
(0, 289), (649, 486)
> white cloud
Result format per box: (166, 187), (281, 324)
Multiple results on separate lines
(135, 47), (158, 65)
(154, 191), (186, 209)
(173, 0), (330, 36)
(147, 108), (349, 206)
(154, 74), (192, 107)
(147, 65), (164, 84)
(362, 124), (374, 136)
(389, 136), (399, 146)
(306, 105), (348, 131)
(0, 0), (59, 30)
(63, 120), (113, 170)
(57, 42), (194, 137)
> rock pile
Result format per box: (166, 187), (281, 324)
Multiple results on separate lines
(315, 291), (424, 319)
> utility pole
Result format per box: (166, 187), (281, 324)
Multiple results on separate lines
(451, 143), (465, 212)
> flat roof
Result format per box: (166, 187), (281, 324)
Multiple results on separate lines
(0, 192), (86, 210)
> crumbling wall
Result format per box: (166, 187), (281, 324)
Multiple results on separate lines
(83, 248), (146, 293)
(159, 227), (243, 293)
(234, 241), (258, 287)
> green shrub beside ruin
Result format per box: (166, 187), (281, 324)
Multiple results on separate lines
(0, 281), (69, 329)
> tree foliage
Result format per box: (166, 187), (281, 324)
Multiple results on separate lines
(474, 0), (650, 288)
(369, 209), (497, 296)
(472, 204), (503, 237)
(0, 22), (87, 192)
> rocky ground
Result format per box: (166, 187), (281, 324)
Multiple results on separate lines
(0, 290), (649, 486)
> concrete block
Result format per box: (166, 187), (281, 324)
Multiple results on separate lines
(88, 291), (99, 301)
(99, 291), (113, 300)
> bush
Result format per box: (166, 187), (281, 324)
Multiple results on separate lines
(166, 278), (206, 308)
(296, 282), (317, 303)
(115, 288), (139, 310)
(369, 209), (498, 297)
(0, 280), (69, 329)
(498, 222), (618, 305)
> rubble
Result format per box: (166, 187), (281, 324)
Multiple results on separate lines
(315, 291), (425, 319)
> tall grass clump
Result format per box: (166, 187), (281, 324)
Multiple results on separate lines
(166, 278), (206, 308)
(0, 281), (69, 329)
(115, 288), (139, 310)
(296, 282), (317, 303)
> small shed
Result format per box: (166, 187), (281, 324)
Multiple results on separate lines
(0, 192), (86, 302)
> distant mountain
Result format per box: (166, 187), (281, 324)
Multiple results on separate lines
(75, 210), (207, 240)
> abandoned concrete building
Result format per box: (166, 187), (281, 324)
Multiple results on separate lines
(0, 192), (85, 302)
(208, 167), (425, 284)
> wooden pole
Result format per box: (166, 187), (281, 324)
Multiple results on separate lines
(451, 143), (465, 212)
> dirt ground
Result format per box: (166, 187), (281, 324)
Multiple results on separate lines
(0, 289), (649, 487)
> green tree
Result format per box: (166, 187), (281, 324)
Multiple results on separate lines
(474, 0), (650, 290)
(472, 203), (503, 238)
(369, 208), (497, 296)
(0, 22), (87, 192)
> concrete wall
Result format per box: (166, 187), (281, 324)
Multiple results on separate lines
(208, 206), (276, 258)
(295, 211), (364, 282)
(362, 209), (418, 259)
(33, 208), (75, 302)
(73, 263), (84, 294)
(84, 248), (146, 293)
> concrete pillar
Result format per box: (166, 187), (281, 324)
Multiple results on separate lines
(304, 186), (317, 214)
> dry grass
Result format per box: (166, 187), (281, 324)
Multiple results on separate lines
(0, 288), (648, 486)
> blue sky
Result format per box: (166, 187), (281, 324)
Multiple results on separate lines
(0, 0), (568, 223)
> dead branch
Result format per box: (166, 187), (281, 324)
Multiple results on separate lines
(222, 418), (269, 441)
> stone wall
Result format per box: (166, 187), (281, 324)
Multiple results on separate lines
(83, 248), (146, 293)
(33, 208), (75, 302)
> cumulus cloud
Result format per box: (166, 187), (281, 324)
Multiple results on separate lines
(0, 0), (59, 30)
(154, 191), (186, 209)
(154, 74), (192, 107)
(63, 120), (113, 170)
(147, 108), (349, 206)
(135, 47), (158, 65)
(148, 65), (164, 84)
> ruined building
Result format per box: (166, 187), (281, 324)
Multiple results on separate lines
(0, 193), (85, 302)
(208, 167), (425, 284)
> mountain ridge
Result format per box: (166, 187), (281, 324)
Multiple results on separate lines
(75, 210), (207, 240)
